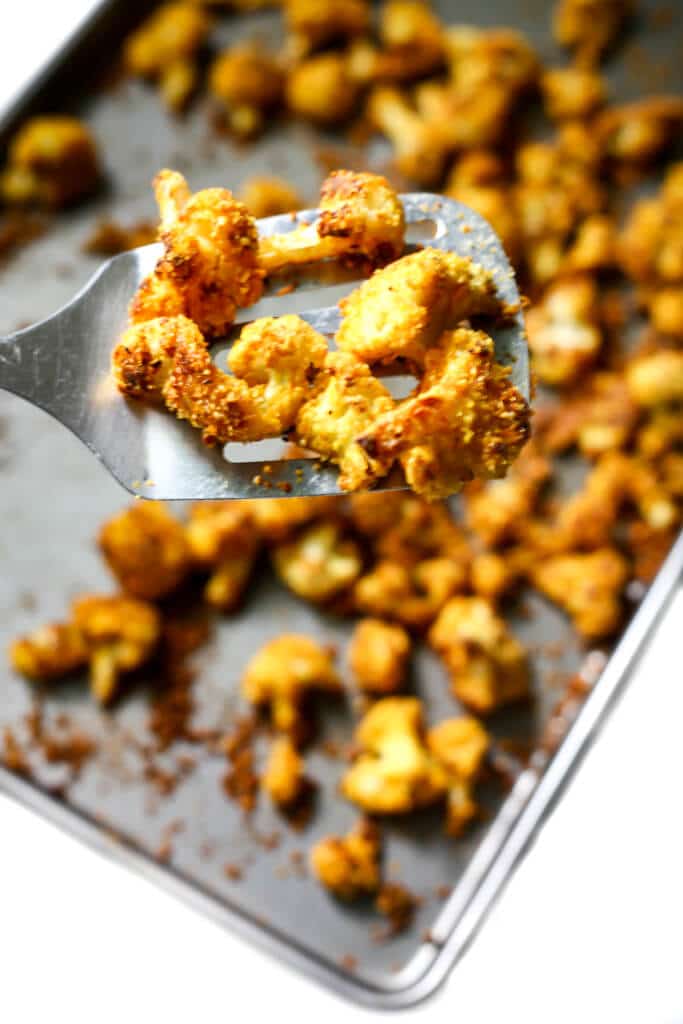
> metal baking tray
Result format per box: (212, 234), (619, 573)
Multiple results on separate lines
(1, 0), (681, 1009)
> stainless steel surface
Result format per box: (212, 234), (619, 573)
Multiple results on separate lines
(0, 0), (680, 1011)
(0, 195), (527, 501)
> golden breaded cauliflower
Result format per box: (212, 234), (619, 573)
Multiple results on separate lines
(185, 502), (261, 611)
(341, 697), (447, 814)
(539, 370), (639, 458)
(353, 558), (467, 630)
(464, 443), (552, 548)
(262, 736), (306, 806)
(124, 2), (211, 111)
(427, 716), (490, 836)
(349, 1), (445, 85)
(272, 521), (363, 603)
(0, 116), (100, 208)
(336, 248), (498, 369)
(129, 170), (263, 337)
(530, 547), (628, 639)
(284, 0), (370, 57)
(367, 86), (450, 186)
(552, 0), (631, 65)
(359, 329), (530, 501)
(241, 634), (341, 739)
(309, 818), (381, 900)
(245, 495), (340, 542)
(209, 44), (284, 137)
(71, 595), (161, 703)
(295, 351), (396, 492)
(239, 176), (302, 219)
(626, 350), (683, 408)
(286, 54), (359, 125)
(540, 66), (606, 120)
(596, 97), (683, 164)
(428, 597), (529, 714)
(526, 275), (602, 386)
(9, 624), (88, 682)
(348, 618), (411, 694)
(99, 502), (192, 600)
(258, 170), (405, 273)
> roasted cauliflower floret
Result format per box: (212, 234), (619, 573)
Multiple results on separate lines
(359, 329), (530, 501)
(541, 66), (606, 120)
(241, 634), (341, 739)
(427, 717), (490, 836)
(272, 521), (363, 603)
(124, 2), (211, 111)
(239, 176), (302, 219)
(341, 697), (447, 813)
(530, 547), (628, 639)
(295, 351), (396, 492)
(99, 502), (192, 600)
(286, 54), (359, 125)
(262, 736), (306, 806)
(428, 597), (529, 714)
(9, 624), (88, 682)
(470, 549), (530, 602)
(527, 275), (602, 386)
(284, 0), (370, 57)
(349, 2), (445, 85)
(464, 444), (552, 548)
(596, 97), (683, 164)
(309, 818), (381, 900)
(186, 502), (261, 611)
(336, 248), (498, 369)
(245, 495), (340, 542)
(71, 595), (161, 703)
(209, 44), (284, 138)
(129, 170), (263, 337)
(348, 618), (411, 694)
(552, 0), (631, 65)
(367, 86), (450, 186)
(0, 116), (100, 208)
(258, 170), (405, 273)
(445, 25), (539, 97)
(540, 371), (638, 458)
(626, 350), (683, 408)
(354, 558), (466, 630)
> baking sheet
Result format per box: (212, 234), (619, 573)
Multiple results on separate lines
(0, 0), (681, 1007)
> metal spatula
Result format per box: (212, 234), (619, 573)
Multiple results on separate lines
(0, 194), (528, 500)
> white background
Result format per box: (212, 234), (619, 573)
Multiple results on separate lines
(1, 5), (683, 1022)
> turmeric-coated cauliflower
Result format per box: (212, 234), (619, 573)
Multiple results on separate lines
(286, 54), (359, 126)
(0, 116), (100, 208)
(596, 97), (683, 164)
(353, 558), (467, 630)
(626, 350), (683, 408)
(526, 275), (602, 386)
(99, 502), (192, 600)
(464, 443), (552, 549)
(540, 66), (606, 120)
(262, 736), (306, 807)
(209, 44), (284, 137)
(309, 818), (381, 900)
(9, 624), (88, 682)
(284, 0), (370, 57)
(530, 547), (628, 639)
(245, 495), (340, 542)
(186, 502), (261, 611)
(426, 716), (490, 836)
(552, 0), (631, 65)
(124, 3), (211, 111)
(539, 371), (638, 458)
(272, 521), (362, 603)
(348, 618), (411, 694)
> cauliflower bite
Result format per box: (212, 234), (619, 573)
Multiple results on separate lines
(530, 547), (628, 639)
(245, 495), (340, 542)
(626, 350), (683, 408)
(552, 0), (631, 65)
(99, 502), (192, 600)
(349, 1), (445, 85)
(286, 54), (359, 125)
(445, 25), (539, 97)
(209, 44), (284, 137)
(336, 248), (498, 369)
(470, 548), (531, 602)
(446, 151), (520, 265)
(0, 116), (99, 208)
(130, 170), (263, 338)
(526, 275), (602, 386)
(564, 214), (616, 274)
(348, 618), (411, 694)
(262, 736), (305, 806)
(351, 491), (470, 565)
(239, 176), (302, 219)
(10, 624), (88, 682)
(258, 170), (405, 273)
(540, 371), (638, 457)
(360, 329), (530, 501)
(367, 86), (450, 186)
(241, 634), (341, 739)
(272, 521), (363, 602)
(123, 2), (211, 111)
(309, 818), (381, 900)
(541, 66), (606, 121)
(637, 409), (683, 460)
(341, 697), (447, 813)
(596, 97), (683, 164)
(426, 716), (489, 836)
(71, 595), (161, 703)
(354, 557), (467, 630)
(464, 444), (552, 548)
(295, 351), (396, 492)
(284, 0), (370, 56)
(186, 502), (261, 611)
(428, 597), (529, 714)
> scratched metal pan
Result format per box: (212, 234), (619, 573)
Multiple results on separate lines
(0, 0), (681, 1009)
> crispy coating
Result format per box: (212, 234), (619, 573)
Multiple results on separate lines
(245, 495), (340, 542)
(465, 443), (552, 548)
(428, 597), (529, 714)
(342, 697), (447, 813)
(530, 547), (628, 639)
(124, 3), (211, 111)
(272, 521), (363, 602)
(0, 116), (99, 208)
(626, 350), (683, 408)
(259, 170), (405, 273)
(336, 248), (498, 369)
(309, 818), (381, 900)
(262, 736), (305, 806)
(9, 624), (88, 682)
(360, 329), (530, 501)
(186, 502), (260, 611)
(71, 595), (161, 703)
(539, 371), (639, 458)
(552, 0), (631, 65)
(354, 557), (467, 630)
(241, 634), (341, 739)
(209, 44), (284, 137)
(596, 97), (683, 163)
(284, 0), (370, 56)
(239, 176), (302, 219)
(99, 502), (192, 600)
(286, 54), (359, 125)
(426, 716), (489, 836)
(295, 351), (396, 492)
(367, 86), (450, 186)
(130, 170), (263, 338)
(527, 275), (602, 386)
(348, 618), (411, 694)
(541, 66), (606, 120)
